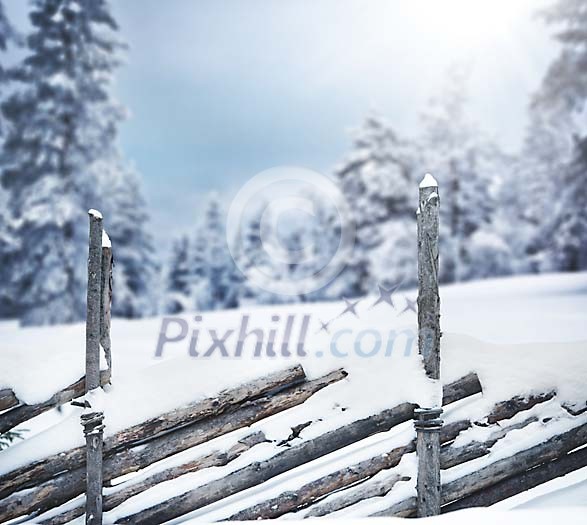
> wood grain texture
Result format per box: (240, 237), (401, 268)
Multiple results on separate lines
(0, 365), (306, 499)
(114, 375), (480, 525)
(371, 419), (587, 517)
(0, 370), (344, 522)
(37, 433), (267, 525)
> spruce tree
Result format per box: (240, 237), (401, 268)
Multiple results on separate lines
(0, 0), (18, 133)
(548, 136), (587, 271)
(190, 194), (240, 310)
(0, 185), (18, 317)
(0, 0), (131, 325)
(537, 0), (587, 117)
(234, 202), (274, 304)
(333, 113), (417, 294)
(163, 235), (191, 314)
(520, 0), (587, 271)
(0, 0), (18, 318)
(100, 164), (158, 317)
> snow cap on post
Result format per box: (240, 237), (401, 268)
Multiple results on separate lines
(88, 208), (103, 220)
(102, 230), (111, 248)
(419, 173), (438, 188)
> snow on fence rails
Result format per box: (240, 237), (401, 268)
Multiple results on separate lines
(121, 392), (587, 523)
(369, 418), (587, 517)
(5, 372), (478, 525)
(1, 367), (585, 524)
(0, 370), (475, 522)
(0, 370), (111, 435)
(112, 375), (481, 524)
(0, 366), (348, 521)
(2, 184), (587, 525)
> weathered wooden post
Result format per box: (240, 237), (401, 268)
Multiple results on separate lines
(84, 209), (105, 525)
(415, 173), (442, 517)
(100, 232), (113, 374)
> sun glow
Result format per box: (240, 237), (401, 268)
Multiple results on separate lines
(408, 0), (536, 49)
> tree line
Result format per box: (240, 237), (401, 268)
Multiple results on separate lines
(163, 0), (587, 312)
(0, 0), (585, 324)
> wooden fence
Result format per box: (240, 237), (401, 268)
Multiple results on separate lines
(0, 182), (586, 524)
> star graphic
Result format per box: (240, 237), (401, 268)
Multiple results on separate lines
(371, 282), (402, 309)
(340, 297), (361, 318)
(316, 319), (331, 334)
(399, 296), (417, 315)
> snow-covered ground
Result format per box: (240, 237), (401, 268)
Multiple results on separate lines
(1, 272), (586, 523)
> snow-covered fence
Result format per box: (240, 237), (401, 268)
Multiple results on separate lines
(0, 211), (114, 439)
(3, 367), (586, 524)
(0, 365), (349, 523)
(82, 210), (109, 525)
(0, 211), (114, 525)
(1, 180), (587, 524)
(0, 371), (110, 435)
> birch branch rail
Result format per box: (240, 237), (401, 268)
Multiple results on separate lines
(114, 374), (482, 525)
(0, 390), (19, 412)
(229, 409), (547, 520)
(371, 419), (587, 517)
(0, 370), (345, 522)
(226, 417), (470, 520)
(38, 433), (268, 525)
(442, 445), (587, 511)
(0, 364), (307, 499)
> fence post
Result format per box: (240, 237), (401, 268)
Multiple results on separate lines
(415, 173), (442, 517)
(84, 209), (105, 525)
(100, 236), (113, 374)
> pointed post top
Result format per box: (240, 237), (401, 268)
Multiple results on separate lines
(419, 173), (438, 188)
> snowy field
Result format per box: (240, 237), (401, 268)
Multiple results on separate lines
(1, 272), (586, 523)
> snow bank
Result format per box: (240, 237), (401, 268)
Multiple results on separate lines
(1, 272), (586, 496)
(209, 508), (587, 524)
(443, 334), (587, 412)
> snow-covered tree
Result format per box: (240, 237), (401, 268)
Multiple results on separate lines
(513, 0), (587, 272)
(504, 105), (575, 273)
(333, 113), (418, 294)
(163, 235), (191, 314)
(100, 164), (158, 318)
(0, 186), (18, 318)
(0, 0), (18, 136)
(297, 192), (345, 301)
(0, 2), (13, 48)
(0, 1), (19, 318)
(0, 0), (132, 325)
(537, 0), (587, 121)
(546, 136), (587, 271)
(501, 0), (587, 274)
(369, 219), (417, 287)
(234, 205), (265, 303)
(190, 194), (240, 311)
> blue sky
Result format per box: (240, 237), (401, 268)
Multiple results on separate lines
(5, 0), (556, 248)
